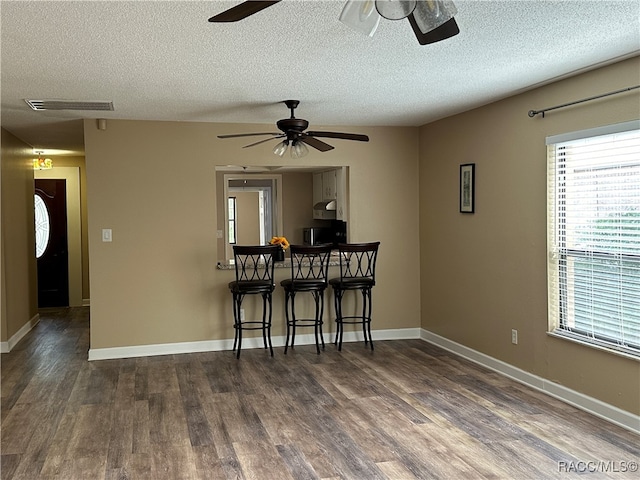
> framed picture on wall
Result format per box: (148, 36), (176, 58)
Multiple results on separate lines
(460, 163), (475, 213)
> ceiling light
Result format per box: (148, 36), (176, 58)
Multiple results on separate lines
(339, 0), (381, 36)
(413, 0), (457, 33)
(290, 140), (309, 159)
(375, 0), (416, 20)
(273, 140), (289, 157)
(33, 151), (53, 170)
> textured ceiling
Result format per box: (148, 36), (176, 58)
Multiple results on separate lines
(1, 0), (639, 155)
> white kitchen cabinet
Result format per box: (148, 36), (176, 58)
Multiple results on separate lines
(313, 168), (347, 220)
(322, 170), (337, 200)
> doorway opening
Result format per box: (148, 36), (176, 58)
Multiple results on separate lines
(35, 179), (69, 307)
(34, 167), (83, 307)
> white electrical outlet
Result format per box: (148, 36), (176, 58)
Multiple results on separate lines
(511, 329), (518, 344)
(240, 309), (245, 321)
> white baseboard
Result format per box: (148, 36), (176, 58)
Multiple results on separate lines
(87, 327), (421, 361)
(0, 314), (40, 353)
(82, 298), (90, 307)
(421, 329), (640, 436)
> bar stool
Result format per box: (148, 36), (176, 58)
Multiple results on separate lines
(280, 244), (333, 354)
(228, 244), (279, 359)
(329, 242), (380, 351)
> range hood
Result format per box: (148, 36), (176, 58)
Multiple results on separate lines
(313, 200), (337, 211)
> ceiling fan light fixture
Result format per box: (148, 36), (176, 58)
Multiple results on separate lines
(339, 0), (381, 37)
(273, 140), (289, 157)
(290, 140), (309, 159)
(413, 0), (457, 34)
(375, 0), (417, 20)
(220, 101), (367, 154)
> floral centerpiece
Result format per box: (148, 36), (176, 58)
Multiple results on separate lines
(269, 236), (289, 261)
(269, 236), (290, 250)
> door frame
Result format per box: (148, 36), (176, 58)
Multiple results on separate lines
(34, 167), (82, 306)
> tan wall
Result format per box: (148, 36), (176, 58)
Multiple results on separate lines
(84, 120), (420, 349)
(0, 129), (38, 342)
(419, 57), (640, 414)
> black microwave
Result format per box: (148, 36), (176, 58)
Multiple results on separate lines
(303, 227), (331, 246)
(303, 222), (347, 246)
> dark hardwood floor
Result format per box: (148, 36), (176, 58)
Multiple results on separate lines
(1, 307), (638, 479)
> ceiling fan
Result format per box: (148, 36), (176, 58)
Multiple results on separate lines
(208, 1), (460, 46)
(217, 100), (369, 158)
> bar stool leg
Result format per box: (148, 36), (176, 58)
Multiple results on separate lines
(261, 293), (268, 350)
(363, 287), (374, 351)
(361, 288), (369, 346)
(266, 293), (274, 356)
(334, 288), (345, 351)
(284, 290), (292, 354)
(311, 290), (323, 354)
(236, 294), (245, 359)
(262, 292), (274, 357)
(232, 294), (238, 353)
(290, 292), (297, 350)
(233, 293), (244, 358)
(333, 288), (338, 347)
(317, 290), (325, 352)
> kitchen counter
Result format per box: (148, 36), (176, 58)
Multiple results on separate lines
(216, 253), (343, 270)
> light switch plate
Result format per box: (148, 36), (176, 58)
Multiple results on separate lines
(102, 229), (112, 242)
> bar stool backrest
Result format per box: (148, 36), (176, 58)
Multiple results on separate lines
(289, 244), (333, 284)
(232, 245), (280, 284)
(337, 242), (380, 283)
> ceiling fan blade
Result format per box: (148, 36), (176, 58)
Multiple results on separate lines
(307, 131), (369, 142)
(208, 1), (282, 22)
(300, 135), (334, 152)
(408, 15), (459, 45)
(218, 132), (280, 139)
(243, 136), (284, 148)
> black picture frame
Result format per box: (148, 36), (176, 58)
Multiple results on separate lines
(460, 163), (475, 213)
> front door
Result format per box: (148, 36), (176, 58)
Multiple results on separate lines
(35, 179), (69, 307)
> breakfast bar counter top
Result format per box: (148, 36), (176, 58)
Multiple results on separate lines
(216, 253), (343, 270)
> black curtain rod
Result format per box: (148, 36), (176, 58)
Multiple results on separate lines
(528, 85), (640, 118)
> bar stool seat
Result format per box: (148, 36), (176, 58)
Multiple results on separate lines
(280, 244), (332, 354)
(228, 244), (279, 359)
(329, 242), (380, 351)
(230, 280), (273, 293)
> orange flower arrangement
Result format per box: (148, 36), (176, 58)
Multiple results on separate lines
(269, 236), (290, 250)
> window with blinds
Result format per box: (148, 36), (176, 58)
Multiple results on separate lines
(547, 120), (640, 357)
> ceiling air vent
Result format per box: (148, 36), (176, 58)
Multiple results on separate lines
(25, 99), (114, 111)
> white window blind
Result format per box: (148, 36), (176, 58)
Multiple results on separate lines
(547, 121), (640, 356)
